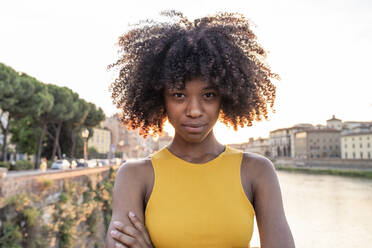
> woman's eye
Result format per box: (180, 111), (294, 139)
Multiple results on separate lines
(204, 92), (216, 98)
(173, 93), (185, 98)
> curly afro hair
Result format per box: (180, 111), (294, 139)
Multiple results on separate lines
(109, 10), (278, 137)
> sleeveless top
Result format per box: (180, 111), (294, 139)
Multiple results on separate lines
(144, 146), (255, 248)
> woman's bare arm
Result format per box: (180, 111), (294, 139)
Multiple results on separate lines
(106, 160), (149, 247)
(249, 155), (295, 248)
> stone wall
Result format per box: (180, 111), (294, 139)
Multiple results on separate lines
(0, 165), (119, 248)
(274, 157), (372, 170)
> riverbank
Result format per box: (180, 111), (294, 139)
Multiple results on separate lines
(275, 165), (372, 180)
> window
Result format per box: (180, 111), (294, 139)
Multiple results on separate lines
(368, 143), (370, 148)
(352, 137), (354, 141)
(353, 152), (356, 158)
(360, 137), (362, 140)
(368, 152), (371, 159)
(352, 144), (355, 148)
(360, 152), (363, 159)
(360, 143), (363, 148)
(345, 152), (348, 158)
(345, 144), (347, 148)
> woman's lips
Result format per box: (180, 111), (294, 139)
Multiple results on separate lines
(182, 124), (206, 133)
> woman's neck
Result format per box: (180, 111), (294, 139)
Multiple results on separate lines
(167, 131), (225, 163)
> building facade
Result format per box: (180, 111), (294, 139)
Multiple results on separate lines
(103, 114), (174, 159)
(244, 138), (270, 156)
(326, 115), (342, 130)
(88, 128), (111, 154)
(294, 129), (341, 159)
(269, 128), (291, 158)
(341, 132), (372, 160)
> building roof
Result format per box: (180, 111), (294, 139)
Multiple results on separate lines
(326, 115), (341, 121)
(270, 127), (290, 133)
(299, 128), (341, 133)
(342, 131), (372, 137)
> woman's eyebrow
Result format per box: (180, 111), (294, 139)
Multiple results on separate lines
(202, 86), (218, 90)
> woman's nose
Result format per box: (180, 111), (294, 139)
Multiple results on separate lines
(186, 97), (202, 118)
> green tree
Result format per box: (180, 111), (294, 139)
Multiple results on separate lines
(84, 103), (105, 128)
(10, 116), (40, 155)
(46, 85), (77, 160)
(0, 63), (53, 162)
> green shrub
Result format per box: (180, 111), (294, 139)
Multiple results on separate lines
(59, 193), (70, 204)
(0, 161), (11, 169)
(11, 160), (34, 171)
(23, 207), (40, 227)
(86, 208), (99, 234)
(0, 221), (22, 247)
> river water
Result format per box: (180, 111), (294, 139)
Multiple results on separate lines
(250, 171), (372, 248)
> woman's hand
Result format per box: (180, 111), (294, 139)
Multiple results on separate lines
(111, 211), (154, 248)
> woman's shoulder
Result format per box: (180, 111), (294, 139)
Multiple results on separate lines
(241, 152), (277, 185)
(116, 157), (153, 183)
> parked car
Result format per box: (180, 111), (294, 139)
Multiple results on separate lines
(51, 160), (70, 170)
(77, 159), (88, 168)
(87, 160), (97, 168)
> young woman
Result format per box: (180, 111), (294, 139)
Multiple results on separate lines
(106, 10), (295, 248)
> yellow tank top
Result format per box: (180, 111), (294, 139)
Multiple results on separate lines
(145, 145), (255, 248)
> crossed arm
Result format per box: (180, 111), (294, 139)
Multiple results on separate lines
(106, 160), (154, 248)
(106, 155), (295, 248)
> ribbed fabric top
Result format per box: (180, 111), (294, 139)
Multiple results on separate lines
(145, 146), (255, 248)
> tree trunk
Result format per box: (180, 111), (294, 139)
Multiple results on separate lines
(57, 142), (62, 159)
(1, 114), (10, 162)
(51, 122), (62, 160)
(35, 122), (47, 169)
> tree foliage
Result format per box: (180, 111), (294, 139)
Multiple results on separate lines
(0, 62), (106, 165)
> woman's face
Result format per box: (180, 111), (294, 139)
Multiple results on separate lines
(164, 78), (221, 143)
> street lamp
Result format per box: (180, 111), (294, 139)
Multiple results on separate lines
(81, 128), (89, 161)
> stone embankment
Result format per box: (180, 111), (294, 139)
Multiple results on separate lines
(274, 157), (372, 171)
(0, 165), (119, 247)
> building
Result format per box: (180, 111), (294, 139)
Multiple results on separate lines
(341, 126), (372, 160)
(343, 121), (372, 131)
(103, 114), (126, 154)
(103, 114), (172, 159)
(152, 132), (173, 152)
(288, 124), (314, 158)
(228, 142), (249, 151)
(244, 138), (270, 156)
(269, 128), (291, 158)
(88, 127), (111, 154)
(326, 115), (342, 130)
(294, 129), (341, 159)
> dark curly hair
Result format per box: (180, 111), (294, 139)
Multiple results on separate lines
(109, 10), (278, 137)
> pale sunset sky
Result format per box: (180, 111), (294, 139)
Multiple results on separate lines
(1, 0), (371, 144)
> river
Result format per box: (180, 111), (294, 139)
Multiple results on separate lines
(250, 171), (372, 248)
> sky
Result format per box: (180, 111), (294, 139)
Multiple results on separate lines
(1, 0), (371, 144)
